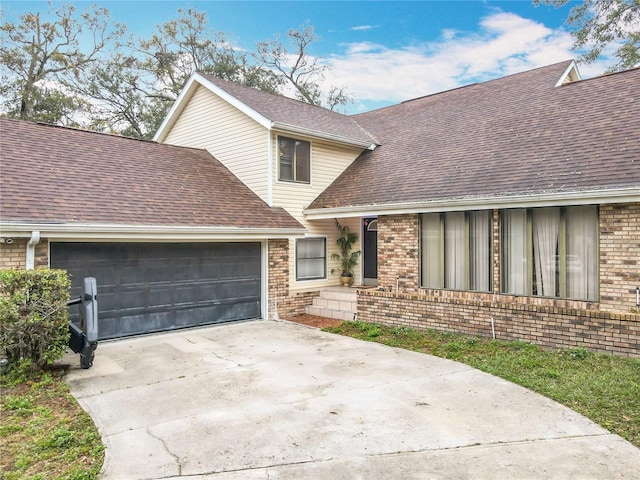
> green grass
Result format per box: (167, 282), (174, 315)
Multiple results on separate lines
(0, 372), (104, 480)
(325, 321), (640, 448)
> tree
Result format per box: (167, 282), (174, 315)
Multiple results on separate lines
(536, 0), (640, 71)
(81, 7), (284, 138)
(255, 25), (352, 110)
(0, 2), (125, 121)
(138, 8), (282, 101)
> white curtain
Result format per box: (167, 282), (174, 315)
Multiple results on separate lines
(566, 205), (598, 300)
(421, 213), (441, 288)
(503, 209), (527, 294)
(445, 212), (465, 289)
(533, 208), (560, 297)
(470, 210), (491, 291)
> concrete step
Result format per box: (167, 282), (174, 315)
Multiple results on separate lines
(317, 287), (357, 302)
(306, 305), (356, 321)
(305, 287), (359, 321)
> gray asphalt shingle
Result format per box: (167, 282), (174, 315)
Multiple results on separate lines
(309, 61), (640, 210)
(0, 118), (302, 230)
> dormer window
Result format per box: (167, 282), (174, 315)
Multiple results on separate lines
(278, 136), (310, 183)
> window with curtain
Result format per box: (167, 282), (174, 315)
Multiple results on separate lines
(420, 210), (491, 292)
(501, 206), (598, 300)
(296, 238), (326, 280)
(279, 136), (310, 183)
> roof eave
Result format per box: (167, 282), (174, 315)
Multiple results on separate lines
(273, 122), (377, 150)
(0, 222), (307, 240)
(303, 187), (640, 219)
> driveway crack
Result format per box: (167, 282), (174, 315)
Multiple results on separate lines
(146, 428), (182, 477)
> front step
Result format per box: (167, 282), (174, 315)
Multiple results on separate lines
(305, 287), (357, 321)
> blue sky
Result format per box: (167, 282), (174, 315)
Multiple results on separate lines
(2, 1), (609, 113)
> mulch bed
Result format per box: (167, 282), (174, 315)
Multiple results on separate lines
(283, 314), (343, 329)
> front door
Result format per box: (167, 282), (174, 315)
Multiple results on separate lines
(363, 218), (378, 286)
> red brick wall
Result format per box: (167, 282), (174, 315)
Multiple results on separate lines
(361, 204), (640, 357)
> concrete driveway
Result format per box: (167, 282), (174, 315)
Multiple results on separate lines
(64, 320), (640, 479)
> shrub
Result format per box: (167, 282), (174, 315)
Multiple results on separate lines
(0, 269), (71, 375)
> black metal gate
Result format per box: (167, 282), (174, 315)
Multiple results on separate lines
(51, 242), (261, 339)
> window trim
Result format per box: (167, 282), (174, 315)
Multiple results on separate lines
(419, 210), (493, 292)
(499, 206), (599, 301)
(278, 135), (311, 184)
(295, 237), (327, 281)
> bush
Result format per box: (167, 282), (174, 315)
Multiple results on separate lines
(0, 269), (71, 375)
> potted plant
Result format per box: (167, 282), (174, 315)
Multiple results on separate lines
(330, 219), (361, 286)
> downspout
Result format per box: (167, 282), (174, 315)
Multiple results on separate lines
(267, 128), (274, 206)
(26, 231), (40, 270)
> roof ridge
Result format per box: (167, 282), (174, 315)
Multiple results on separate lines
(199, 73), (340, 114)
(353, 59), (574, 116)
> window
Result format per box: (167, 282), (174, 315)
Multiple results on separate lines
(420, 210), (492, 292)
(501, 206), (598, 300)
(296, 238), (326, 280)
(279, 136), (310, 183)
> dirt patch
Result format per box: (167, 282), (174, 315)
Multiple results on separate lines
(284, 314), (343, 329)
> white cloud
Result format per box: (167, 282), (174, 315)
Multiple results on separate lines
(321, 11), (612, 112)
(350, 25), (377, 31)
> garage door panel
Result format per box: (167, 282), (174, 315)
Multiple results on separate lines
(51, 242), (262, 339)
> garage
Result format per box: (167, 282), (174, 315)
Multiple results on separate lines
(51, 242), (262, 340)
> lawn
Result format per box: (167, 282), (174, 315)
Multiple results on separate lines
(325, 321), (640, 448)
(0, 370), (104, 480)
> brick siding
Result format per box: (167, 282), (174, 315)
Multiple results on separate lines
(600, 203), (640, 313)
(361, 204), (640, 357)
(267, 239), (318, 319)
(0, 238), (49, 270)
(358, 290), (639, 357)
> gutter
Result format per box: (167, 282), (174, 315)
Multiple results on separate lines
(303, 187), (640, 220)
(25, 231), (40, 270)
(0, 223), (306, 241)
(272, 122), (377, 150)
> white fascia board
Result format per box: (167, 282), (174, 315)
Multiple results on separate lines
(273, 122), (376, 150)
(0, 223), (306, 241)
(153, 75), (199, 142)
(303, 187), (640, 219)
(193, 73), (272, 129)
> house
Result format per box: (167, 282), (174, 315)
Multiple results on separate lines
(0, 119), (305, 338)
(1, 60), (639, 355)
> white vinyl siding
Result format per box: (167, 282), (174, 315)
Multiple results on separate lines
(289, 217), (362, 293)
(272, 135), (362, 224)
(163, 86), (270, 202)
(270, 136), (364, 292)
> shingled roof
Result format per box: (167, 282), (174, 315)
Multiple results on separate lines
(0, 118), (303, 233)
(308, 61), (640, 213)
(156, 73), (376, 148)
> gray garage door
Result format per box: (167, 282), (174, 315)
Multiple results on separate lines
(51, 242), (261, 340)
